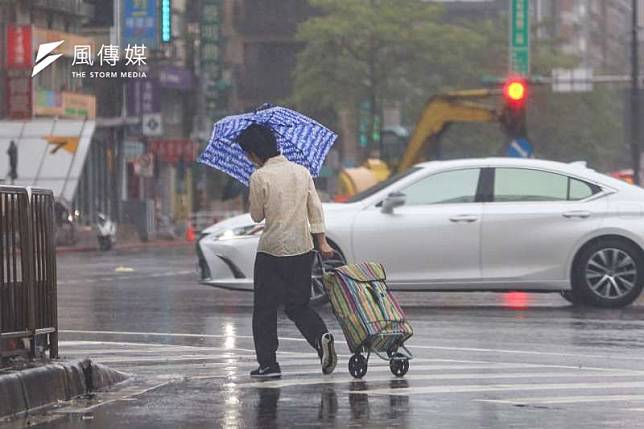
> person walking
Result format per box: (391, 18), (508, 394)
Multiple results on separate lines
(238, 123), (337, 379)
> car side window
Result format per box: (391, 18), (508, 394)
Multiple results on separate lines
(401, 169), (480, 205)
(494, 168), (600, 202)
(568, 178), (597, 200)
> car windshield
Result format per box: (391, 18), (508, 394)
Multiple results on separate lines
(345, 167), (421, 203)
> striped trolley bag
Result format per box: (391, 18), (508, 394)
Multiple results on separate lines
(323, 261), (413, 379)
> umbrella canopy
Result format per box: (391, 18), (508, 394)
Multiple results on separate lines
(198, 105), (338, 186)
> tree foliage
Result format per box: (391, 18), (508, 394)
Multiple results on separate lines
(293, 0), (484, 145)
(293, 0), (628, 172)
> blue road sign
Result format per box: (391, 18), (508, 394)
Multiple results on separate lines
(122, 0), (158, 48)
(506, 138), (533, 158)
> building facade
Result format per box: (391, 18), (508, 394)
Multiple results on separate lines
(534, 0), (635, 74)
(1, 0), (202, 244)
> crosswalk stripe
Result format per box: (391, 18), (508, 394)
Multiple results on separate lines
(91, 354), (263, 364)
(105, 362), (555, 372)
(113, 363), (567, 380)
(59, 341), (644, 376)
(60, 341), (182, 348)
(60, 330), (644, 362)
(477, 395), (644, 406)
(350, 381), (644, 396)
(59, 339), (644, 405)
(238, 370), (643, 390)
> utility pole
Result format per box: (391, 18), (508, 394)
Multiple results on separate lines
(631, 0), (641, 185)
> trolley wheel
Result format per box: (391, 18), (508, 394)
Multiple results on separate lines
(389, 357), (410, 377)
(348, 353), (368, 379)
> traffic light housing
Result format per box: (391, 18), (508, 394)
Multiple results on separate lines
(501, 77), (527, 139)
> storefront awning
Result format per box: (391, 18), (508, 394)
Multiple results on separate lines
(0, 119), (95, 202)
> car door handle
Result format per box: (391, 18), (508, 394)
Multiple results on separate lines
(562, 210), (591, 219)
(449, 215), (479, 223)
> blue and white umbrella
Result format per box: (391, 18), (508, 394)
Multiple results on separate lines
(198, 104), (338, 186)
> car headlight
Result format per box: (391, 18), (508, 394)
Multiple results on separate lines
(210, 224), (264, 241)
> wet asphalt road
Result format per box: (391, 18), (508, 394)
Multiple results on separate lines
(10, 246), (644, 428)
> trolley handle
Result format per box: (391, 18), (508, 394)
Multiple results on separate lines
(314, 250), (327, 275)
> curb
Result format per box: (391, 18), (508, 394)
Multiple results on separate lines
(0, 359), (128, 420)
(56, 240), (194, 254)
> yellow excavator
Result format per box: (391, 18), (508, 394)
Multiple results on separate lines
(337, 89), (502, 198)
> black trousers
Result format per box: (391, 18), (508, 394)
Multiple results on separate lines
(253, 251), (328, 367)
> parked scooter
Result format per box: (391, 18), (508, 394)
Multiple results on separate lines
(96, 213), (117, 251)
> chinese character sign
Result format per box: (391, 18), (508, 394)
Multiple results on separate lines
(201, 0), (222, 121)
(510, 0), (530, 76)
(6, 71), (33, 119)
(6, 25), (33, 68)
(122, 0), (158, 49)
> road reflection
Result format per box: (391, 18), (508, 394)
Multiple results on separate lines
(252, 378), (411, 427)
(318, 386), (338, 424)
(256, 387), (280, 429)
(388, 379), (410, 421)
(350, 380), (370, 420)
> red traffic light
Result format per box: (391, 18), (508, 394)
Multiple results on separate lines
(503, 78), (527, 104)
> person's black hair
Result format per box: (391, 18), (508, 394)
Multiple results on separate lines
(237, 124), (280, 162)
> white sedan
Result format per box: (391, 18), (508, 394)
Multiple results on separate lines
(197, 158), (644, 308)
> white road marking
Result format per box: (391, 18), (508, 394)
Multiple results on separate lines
(60, 341), (179, 348)
(148, 364), (567, 381)
(59, 340), (644, 378)
(59, 329), (644, 362)
(57, 339), (644, 414)
(350, 381), (644, 396)
(410, 344), (644, 361)
(91, 354), (263, 364)
(239, 371), (643, 390)
(188, 362), (555, 372)
(477, 395), (644, 406)
(59, 329), (258, 340)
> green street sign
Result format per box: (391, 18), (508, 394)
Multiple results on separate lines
(510, 0), (529, 76)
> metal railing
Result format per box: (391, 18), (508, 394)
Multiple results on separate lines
(0, 186), (58, 363)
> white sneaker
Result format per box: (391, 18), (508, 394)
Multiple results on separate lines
(319, 333), (337, 375)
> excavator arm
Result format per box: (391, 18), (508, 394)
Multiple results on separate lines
(336, 89), (501, 199)
(397, 89), (499, 173)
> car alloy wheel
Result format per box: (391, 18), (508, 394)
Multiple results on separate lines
(572, 238), (644, 308)
(585, 248), (637, 300)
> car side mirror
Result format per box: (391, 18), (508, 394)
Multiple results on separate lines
(381, 192), (406, 214)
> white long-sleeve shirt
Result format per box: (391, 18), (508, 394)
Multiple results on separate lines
(249, 155), (326, 257)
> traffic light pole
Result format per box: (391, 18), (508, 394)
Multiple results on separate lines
(631, 0), (641, 186)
